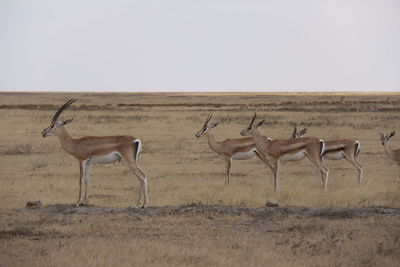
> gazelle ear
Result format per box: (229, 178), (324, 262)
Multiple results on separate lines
(389, 131), (396, 138)
(63, 119), (73, 125)
(300, 128), (307, 135)
(378, 132), (384, 138)
(256, 120), (265, 128)
(210, 122), (219, 128)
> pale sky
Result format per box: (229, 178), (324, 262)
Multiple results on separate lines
(0, 0), (399, 92)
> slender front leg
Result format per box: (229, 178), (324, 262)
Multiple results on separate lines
(255, 151), (273, 169)
(225, 157), (232, 185)
(255, 151), (275, 184)
(255, 151), (274, 183)
(83, 160), (91, 204)
(76, 160), (85, 206)
(272, 161), (280, 192)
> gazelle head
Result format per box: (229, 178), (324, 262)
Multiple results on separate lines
(379, 131), (395, 145)
(240, 113), (265, 136)
(41, 99), (77, 137)
(195, 114), (220, 137)
(290, 127), (307, 139)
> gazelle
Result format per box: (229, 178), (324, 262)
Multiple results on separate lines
(41, 99), (148, 207)
(379, 131), (400, 163)
(195, 114), (263, 184)
(240, 114), (329, 191)
(291, 127), (363, 184)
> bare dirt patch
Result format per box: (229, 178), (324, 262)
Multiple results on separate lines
(13, 203), (400, 219)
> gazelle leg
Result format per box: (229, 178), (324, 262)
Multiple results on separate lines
(126, 162), (148, 208)
(255, 151), (274, 182)
(271, 161), (280, 192)
(121, 147), (148, 208)
(83, 160), (91, 204)
(343, 153), (363, 184)
(320, 163), (329, 191)
(135, 177), (143, 206)
(225, 158), (232, 185)
(307, 154), (329, 191)
(315, 168), (322, 185)
(353, 157), (364, 184)
(76, 160), (86, 206)
(135, 167), (148, 207)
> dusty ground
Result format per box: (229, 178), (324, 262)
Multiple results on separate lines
(1, 204), (400, 267)
(1, 92), (400, 266)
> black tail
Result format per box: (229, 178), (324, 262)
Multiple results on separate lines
(133, 139), (141, 160)
(319, 140), (325, 158)
(355, 141), (360, 157)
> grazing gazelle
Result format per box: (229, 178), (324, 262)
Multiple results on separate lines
(291, 127), (363, 184)
(41, 99), (148, 207)
(240, 114), (329, 192)
(196, 114), (263, 184)
(379, 131), (400, 164)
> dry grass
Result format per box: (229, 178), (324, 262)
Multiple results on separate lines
(0, 208), (399, 267)
(0, 92), (400, 266)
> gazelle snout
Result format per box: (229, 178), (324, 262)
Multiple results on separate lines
(195, 128), (204, 138)
(41, 127), (51, 137)
(240, 129), (247, 136)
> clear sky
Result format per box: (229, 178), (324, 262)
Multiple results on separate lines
(0, 0), (399, 92)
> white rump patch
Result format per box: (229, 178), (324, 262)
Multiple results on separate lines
(232, 149), (257, 160)
(89, 152), (122, 164)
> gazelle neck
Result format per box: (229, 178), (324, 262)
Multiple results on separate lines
(205, 130), (222, 152)
(384, 141), (396, 159)
(249, 129), (266, 144)
(56, 126), (77, 155)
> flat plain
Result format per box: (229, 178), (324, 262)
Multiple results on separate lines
(0, 92), (399, 266)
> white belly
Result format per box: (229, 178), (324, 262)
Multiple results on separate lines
(324, 152), (344, 160)
(280, 150), (307, 163)
(89, 152), (122, 163)
(232, 149), (257, 160)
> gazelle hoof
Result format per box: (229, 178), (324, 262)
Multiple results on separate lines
(75, 201), (86, 207)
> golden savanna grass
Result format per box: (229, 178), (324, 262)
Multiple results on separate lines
(0, 92), (399, 266)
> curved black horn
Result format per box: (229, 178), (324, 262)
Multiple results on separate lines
(51, 99), (77, 124)
(204, 114), (212, 126)
(249, 113), (257, 126)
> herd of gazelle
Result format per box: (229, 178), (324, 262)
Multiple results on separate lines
(42, 100), (399, 208)
(197, 113), (398, 192)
